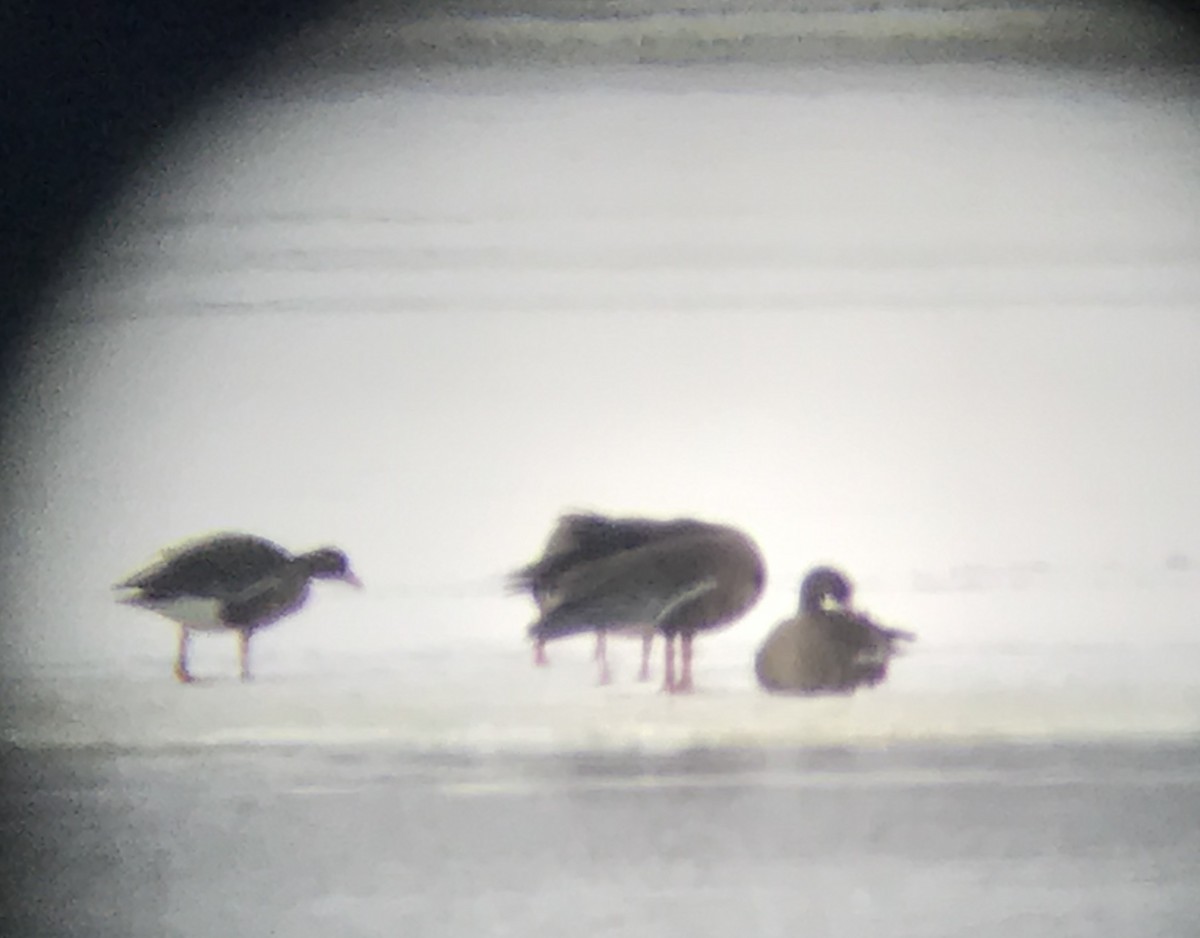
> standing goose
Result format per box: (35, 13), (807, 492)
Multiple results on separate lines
(115, 533), (362, 683)
(511, 513), (667, 682)
(755, 565), (914, 695)
(525, 517), (765, 694)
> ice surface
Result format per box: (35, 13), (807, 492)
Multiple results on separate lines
(4, 740), (1199, 938)
(7, 574), (1200, 751)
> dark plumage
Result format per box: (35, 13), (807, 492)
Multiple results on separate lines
(511, 514), (667, 606)
(755, 565), (914, 696)
(115, 533), (362, 683)
(519, 515), (765, 693)
(510, 513), (671, 681)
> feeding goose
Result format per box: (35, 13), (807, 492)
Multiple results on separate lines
(115, 532), (362, 683)
(755, 565), (914, 695)
(511, 512), (669, 682)
(522, 516), (765, 693)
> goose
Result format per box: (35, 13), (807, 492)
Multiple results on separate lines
(115, 532), (362, 682)
(511, 513), (666, 682)
(755, 565), (913, 695)
(524, 516), (765, 693)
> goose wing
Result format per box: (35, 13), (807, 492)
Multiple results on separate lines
(529, 526), (761, 641)
(115, 534), (292, 600)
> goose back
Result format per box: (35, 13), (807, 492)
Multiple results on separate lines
(529, 522), (764, 643)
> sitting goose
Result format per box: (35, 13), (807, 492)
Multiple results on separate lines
(525, 517), (765, 694)
(755, 565), (914, 695)
(115, 532), (362, 683)
(511, 513), (667, 682)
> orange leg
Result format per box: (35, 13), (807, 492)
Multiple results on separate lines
(676, 633), (695, 694)
(174, 628), (194, 684)
(661, 633), (695, 694)
(238, 630), (253, 681)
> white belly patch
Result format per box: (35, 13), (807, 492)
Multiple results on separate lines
(146, 596), (229, 632)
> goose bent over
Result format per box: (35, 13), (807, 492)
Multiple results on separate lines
(755, 565), (913, 695)
(523, 516), (765, 693)
(511, 513), (669, 682)
(115, 532), (362, 683)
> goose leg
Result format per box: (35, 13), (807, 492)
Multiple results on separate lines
(238, 630), (253, 681)
(637, 632), (653, 682)
(595, 630), (612, 685)
(661, 634), (677, 693)
(533, 639), (548, 666)
(174, 627), (194, 684)
(675, 633), (695, 694)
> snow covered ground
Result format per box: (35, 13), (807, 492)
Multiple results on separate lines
(7, 572), (1200, 750)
